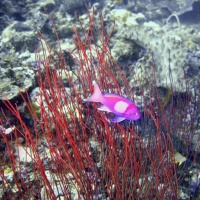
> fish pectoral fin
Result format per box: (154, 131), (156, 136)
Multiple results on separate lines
(97, 105), (112, 113)
(106, 115), (126, 123)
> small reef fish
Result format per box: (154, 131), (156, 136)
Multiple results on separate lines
(174, 152), (187, 166)
(83, 80), (140, 123)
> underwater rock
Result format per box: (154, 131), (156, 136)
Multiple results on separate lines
(58, 0), (98, 15)
(114, 0), (199, 23)
(0, 0), (26, 33)
(186, 50), (200, 77)
(189, 167), (200, 195)
(15, 145), (33, 163)
(0, 46), (36, 100)
(108, 8), (199, 91)
(0, 125), (15, 135)
(191, 130), (200, 153)
(111, 38), (145, 68)
(0, 0), (57, 101)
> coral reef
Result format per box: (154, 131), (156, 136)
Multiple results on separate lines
(0, 0), (200, 199)
(106, 8), (199, 91)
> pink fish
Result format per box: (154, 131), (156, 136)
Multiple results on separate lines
(83, 80), (140, 123)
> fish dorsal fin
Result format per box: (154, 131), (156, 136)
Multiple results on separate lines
(103, 93), (125, 98)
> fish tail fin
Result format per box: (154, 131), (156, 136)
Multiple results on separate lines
(83, 80), (103, 102)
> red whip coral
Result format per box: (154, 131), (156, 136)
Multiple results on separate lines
(2, 8), (199, 199)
